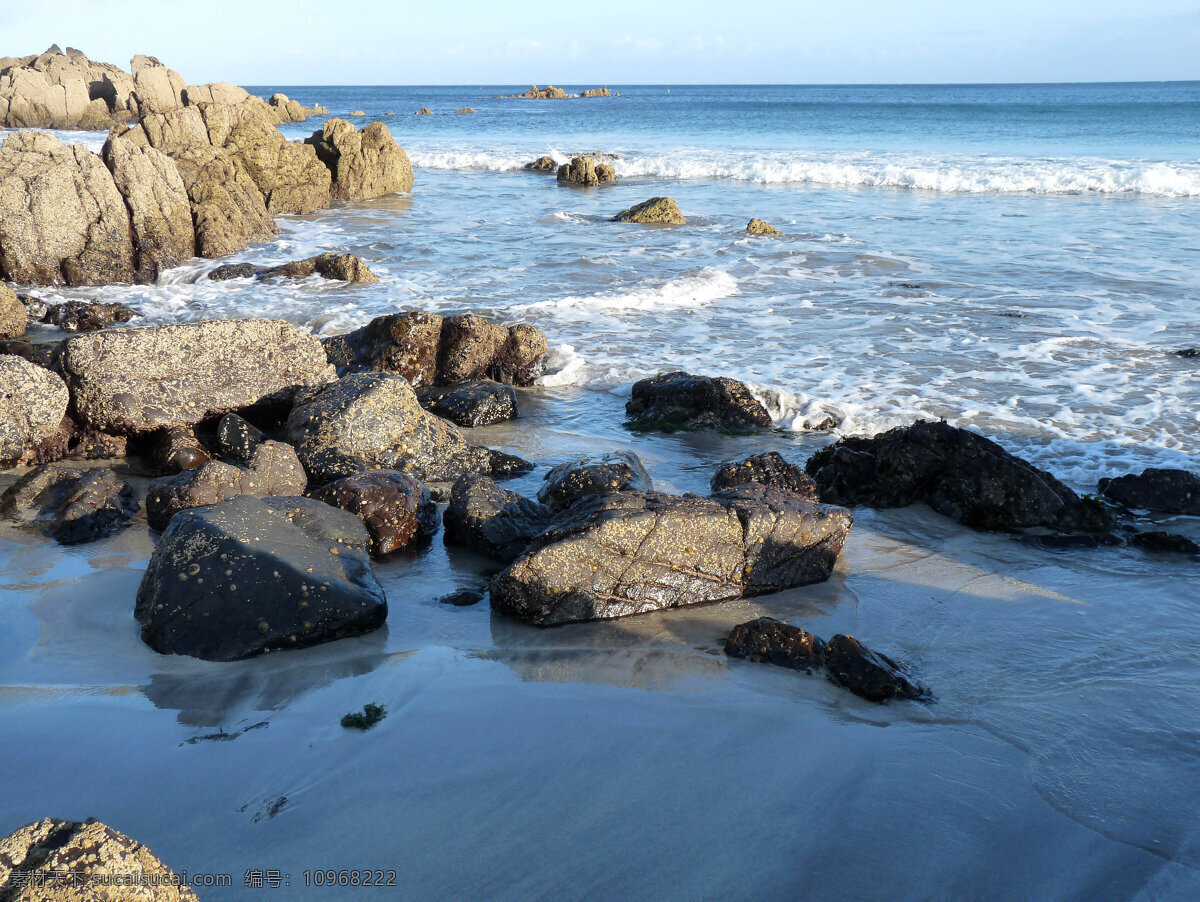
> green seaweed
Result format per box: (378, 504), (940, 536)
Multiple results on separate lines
(341, 703), (386, 730)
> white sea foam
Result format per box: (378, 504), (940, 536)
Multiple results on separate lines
(520, 267), (737, 314)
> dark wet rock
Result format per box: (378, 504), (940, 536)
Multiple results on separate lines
(626, 371), (772, 432)
(490, 488), (851, 626)
(305, 118), (413, 201)
(0, 817), (198, 901)
(136, 494), (386, 661)
(1098, 468), (1200, 516)
(0, 355), (69, 467)
(322, 311), (444, 385)
(711, 451), (819, 500)
(146, 440), (307, 531)
(207, 261), (264, 280)
(0, 283), (27, 338)
(537, 450), (652, 512)
(525, 155), (558, 172)
(66, 424), (127, 461)
(0, 339), (55, 368)
(746, 218), (782, 236)
(1, 465), (137, 544)
(216, 413), (267, 463)
(1027, 533), (1111, 550)
(286, 372), (532, 484)
(417, 379), (517, 427)
(824, 634), (927, 702)
(439, 587), (486, 606)
(152, 426), (211, 473)
(1175, 348), (1198, 358)
(58, 318), (335, 434)
(260, 252), (379, 284)
(725, 617), (825, 672)
(806, 420), (1115, 534)
(39, 299), (137, 332)
(1130, 531), (1200, 556)
(443, 474), (555, 563)
(310, 470), (438, 555)
(612, 196), (685, 225)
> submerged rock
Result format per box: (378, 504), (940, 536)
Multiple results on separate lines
(136, 494), (387, 661)
(490, 488), (851, 626)
(286, 372), (531, 484)
(260, 252), (379, 283)
(38, 299), (137, 332)
(146, 440), (307, 531)
(746, 217), (783, 236)
(0, 817), (198, 901)
(416, 379), (518, 427)
(58, 318), (335, 434)
(612, 196), (685, 225)
(1098, 467), (1200, 515)
(207, 261), (263, 280)
(439, 587), (485, 606)
(0, 356), (69, 467)
(537, 450), (653, 511)
(1, 465), (137, 544)
(1130, 531), (1200, 556)
(724, 617), (825, 672)
(824, 634), (927, 702)
(443, 474), (555, 563)
(626, 371), (772, 432)
(710, 451), (819, 500)
(806, 420), (1115, 535)
(310, 470), (439, 555)
(456, 108), (475, 114)
(305, 118), (413, 200)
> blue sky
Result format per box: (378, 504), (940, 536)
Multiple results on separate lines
(3, 1), (1198, 85)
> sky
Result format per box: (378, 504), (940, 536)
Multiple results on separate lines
(2, 1), (1198, 85)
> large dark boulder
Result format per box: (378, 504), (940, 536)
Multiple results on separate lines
(824, 634), (927, 702)
(286, 372), (531, 484)
(1, 465), (137, 544)
(536, 450), (652, 512)
(416, 380), (517, 427)
(724, 617), (825, 673)
(626, 371), (772, 432)
(135, 494), (387, 661)
(146, 440), (307, 531)
(310, 470), (438, 555)
(216, 412), (266, 463)
(806, 420), (1114, 534)
(710, 451), (818, 500)
(443, 474), (555, 563)
(490, 488), (851, 626)
(1098, 468), (1200, 515)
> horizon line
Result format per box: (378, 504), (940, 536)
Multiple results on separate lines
(240, 79), (1200, 88)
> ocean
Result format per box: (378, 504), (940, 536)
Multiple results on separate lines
(2, 83), (1199, 898)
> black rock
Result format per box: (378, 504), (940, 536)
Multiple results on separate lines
(710, 451), (819, 500)
(135, 495), (387, 661)
(443, 474), (555, 563)
(1098, 468), (1200, 515)
(1174, 348), (1198, 358)
(216, 413), (268, 463)
(416, 379), (518, 427)
(438, 587), (486, 606)
(824, 634), (927, 703)
(1130, 531), (1200, 556)
(537, 450), (653, 511)
(208, 263), (265, 280)
(807, 420), (1114, 534)
(309, 470), (439, 555)
(152, 426), (211, 473)
(626, 371), (772, 432)
(0, 466), (138, 544)
(39, 300), (136, 332)
(724, 617), (826, 672)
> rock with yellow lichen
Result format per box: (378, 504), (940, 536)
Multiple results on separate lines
(135, 494), (386, 661)
(537, 451), (652, 511)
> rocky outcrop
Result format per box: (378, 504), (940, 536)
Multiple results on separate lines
(711, 451), (818, 500)
(305, 119), (413, 200)
(626, 371), (772, 432)
(136, 494), (387, 661)
(0, 131), (137, 286)
(525, 155), (558, 173)
(490, 487), (852, 626)
(456, 108), (476, 114)
(58, 318), (335, 434)
(322, 312), (548, 386)
(261, 252), (379, 283)
(1, 465), (138, 544)
(537, 451), (652, 511)
(443, 474), (555, 563)
(746, 218), (783, 236)
(511, 85), (571, 99)
(581, 88), (614, 98)
(0, 46), (156, 129)
(416, 107), (433, 115)
(612, 197), (686, 225)
(310, 470), (439, 555)
(806, 420), (1115, 534)
(129, 54), (186, 117)
(556, 155), (616, 186)
(725, 618), (928, 703)
(0, 817), (198, 901)
(1098, 468), (1200, 515)
(286, 372), (531, 484)
(0, 356), (69, 466)
(146, 440), (307, 531)
(0, 283), (26, 338)
(266, 92), (328, 123)
(416, 380), (517, 427)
